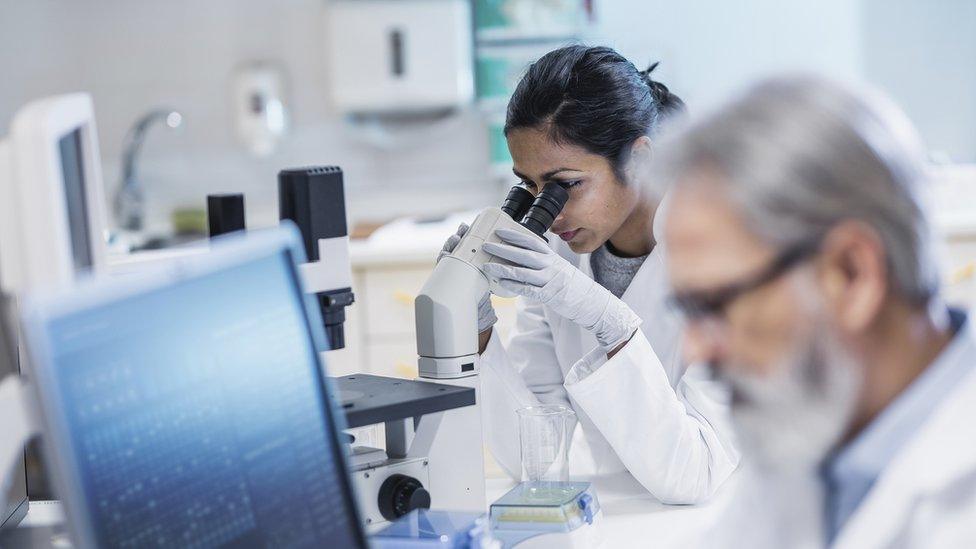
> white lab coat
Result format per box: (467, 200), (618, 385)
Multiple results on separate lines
(479, 232), (740, 504)
(831, 364), (976, 548)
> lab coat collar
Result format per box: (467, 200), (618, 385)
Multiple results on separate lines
(834, 310), (976, 548)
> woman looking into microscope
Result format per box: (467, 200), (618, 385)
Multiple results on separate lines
(440, 45), (738, 503)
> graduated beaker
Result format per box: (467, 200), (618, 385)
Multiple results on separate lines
(516, 405), (575, 482)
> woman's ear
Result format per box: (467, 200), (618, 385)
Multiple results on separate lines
(625, 136), (654, 185)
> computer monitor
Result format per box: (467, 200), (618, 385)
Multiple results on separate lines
(0, 92), (108, 294)
(19, 225), (367, 548)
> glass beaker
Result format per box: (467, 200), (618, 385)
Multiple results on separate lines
(516, 405), (575, 482)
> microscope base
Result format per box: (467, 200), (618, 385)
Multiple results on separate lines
(421, 373), (487, 513)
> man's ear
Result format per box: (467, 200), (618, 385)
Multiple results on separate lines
(817, 220), (888, 333)
(625, 135), (653, 184)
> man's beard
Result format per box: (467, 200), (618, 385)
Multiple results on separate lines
(719, 311), (863, 475)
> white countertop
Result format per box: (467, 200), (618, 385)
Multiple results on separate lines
(19, 471), (737, 548)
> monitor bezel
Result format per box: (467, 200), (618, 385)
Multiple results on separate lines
(0, 93), (109, 295)
(20, 224), (367, 548)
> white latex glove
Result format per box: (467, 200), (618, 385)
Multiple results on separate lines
(439, 223), (497, 333)
(482, 228), (642, 351)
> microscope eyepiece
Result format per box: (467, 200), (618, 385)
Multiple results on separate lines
(520, 183), (569, 237)
(500, 184), (536, 221)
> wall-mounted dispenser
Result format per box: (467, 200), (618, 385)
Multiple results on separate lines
(232, 63), (288, 157)
(325, 0), (474, 115)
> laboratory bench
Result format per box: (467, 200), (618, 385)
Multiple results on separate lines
(13, 471), (739, 548)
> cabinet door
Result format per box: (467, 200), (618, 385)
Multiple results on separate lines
(365, 338), (421, 378)
(361, 267), (433, 338)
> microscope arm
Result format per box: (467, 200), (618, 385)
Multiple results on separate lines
(414, 207), (532, 380)
(415, 256), (487, 379)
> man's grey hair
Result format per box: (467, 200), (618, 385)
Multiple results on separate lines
(659, 76), (940, 304)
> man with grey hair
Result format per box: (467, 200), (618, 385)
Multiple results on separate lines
(661, 76), (976, 548)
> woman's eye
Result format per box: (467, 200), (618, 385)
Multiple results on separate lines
(558, 180), (582, 189)
(520, 180), (538, 192)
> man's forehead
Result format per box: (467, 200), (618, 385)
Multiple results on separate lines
(665, 175), (774, 286)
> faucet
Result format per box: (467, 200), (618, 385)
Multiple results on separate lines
(114, 109), (183, 231)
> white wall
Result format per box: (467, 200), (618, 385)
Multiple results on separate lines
(861, 0), (976, 162)
(594, 0), (976, 162)
(595, 0), (864, 111)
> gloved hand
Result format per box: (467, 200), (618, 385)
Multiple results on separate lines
(439, 223), (497, 333)
(482, 228), (642, 351)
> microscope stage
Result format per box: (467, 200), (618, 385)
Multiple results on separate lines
(330, 374), (475, 428)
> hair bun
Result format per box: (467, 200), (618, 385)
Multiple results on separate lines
(639, 61), (685, 116)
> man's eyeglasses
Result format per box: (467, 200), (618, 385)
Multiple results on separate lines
(668, 237), (822, 322)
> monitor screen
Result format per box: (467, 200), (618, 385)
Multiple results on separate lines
(39, 250), (364, 547)
(58, 128), (93, 272)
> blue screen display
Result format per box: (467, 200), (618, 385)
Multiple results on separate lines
(43, 252), (362, 548)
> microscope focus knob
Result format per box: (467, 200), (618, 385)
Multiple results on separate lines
(378, 474), (431, 521)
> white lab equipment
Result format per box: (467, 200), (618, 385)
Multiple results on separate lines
(334, 373), (479, 531)
(325, 0), (474, 114)
(413, 184), (569, 517)
(490, 481), (604, 548)
(0, 92), (109, 295)
(232, 63), (288, 156)
(517, 406), (574, 483)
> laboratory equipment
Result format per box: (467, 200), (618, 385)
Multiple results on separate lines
(207, 193), (247, 237)
(325, 0), (474, 114)
(372, 509), (498, 549)
(416, 182), (569, 378)
(412, 183), (569, 516)
(332, 374), (478, 530)
(517, 406), (574, 483)
(0, 92), (109, 295)
(17, 225), (369, 548)
(278, 167), (489, 528)
(279, 166), (355, 350)
(232, 63), (287, 157)
(490, 481), (604, 548)
(114, 107), (182, 231)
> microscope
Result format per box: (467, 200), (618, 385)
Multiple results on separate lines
(206, 167), (355, 351)
(412, 183), (569, 513)
(278, 167), (355, 350)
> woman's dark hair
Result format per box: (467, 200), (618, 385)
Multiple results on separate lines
(505, 45), (685, 180)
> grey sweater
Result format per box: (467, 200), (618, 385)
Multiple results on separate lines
(589, 244), (648, 299)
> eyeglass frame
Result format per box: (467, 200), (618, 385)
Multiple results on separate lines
(667, 236), (823, 322)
